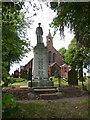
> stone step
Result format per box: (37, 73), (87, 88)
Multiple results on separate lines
(40, 92), (63, 100)
(33, 87), (57, 89)
(34, 88), (57, 93)
(20, 86), (28, 89)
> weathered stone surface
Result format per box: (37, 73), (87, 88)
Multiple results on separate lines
(68, 69), (78, 85)
(40, 92), (64, 100)
(32, 43), (48, 81)
(20, 86), (28, 89)
(28, 80), (54, 87)
(28, 88), (34, 92)
(27, 93), (35, 99)
(28, 23), (54, 87)
(34, 88), (57, 94)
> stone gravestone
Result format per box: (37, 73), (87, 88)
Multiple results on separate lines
(68, 69), (78, 86)
(28, 23), (54, 87)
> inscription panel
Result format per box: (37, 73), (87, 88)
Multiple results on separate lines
(37, 55), (43, 77)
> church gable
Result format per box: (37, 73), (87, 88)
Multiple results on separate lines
(46, 30), (64, 66)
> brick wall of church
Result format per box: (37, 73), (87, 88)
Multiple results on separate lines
(47, 43), (64, 66)
(60, 64), (71, 78)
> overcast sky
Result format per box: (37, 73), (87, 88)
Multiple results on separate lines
(9, 1), (74, 75)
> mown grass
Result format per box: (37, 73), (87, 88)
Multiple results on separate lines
(1, 78), (27, 86)
(1, 77), (90, 91)
(3, 98), (89, 119)
(52, 77), (90, 91)
(10, 80), (27, 86)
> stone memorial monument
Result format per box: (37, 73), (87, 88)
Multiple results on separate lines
(28, 23), (54, 87)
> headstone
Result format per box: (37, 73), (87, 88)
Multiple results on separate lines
(28, 23), (54, 87)
(68, 69), (78, 86)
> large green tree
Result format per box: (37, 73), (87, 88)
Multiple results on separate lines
(64, 38), (90, 84)
(58, 47), (66, 60)
(64, 38), (90, 69)
(2, 2), (32, 74)
(50, 2), (90, 48)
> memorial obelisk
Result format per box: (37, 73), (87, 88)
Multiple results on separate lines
(28, 23), (53, 87)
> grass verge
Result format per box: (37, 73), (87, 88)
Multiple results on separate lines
(3, 98), (89, 119)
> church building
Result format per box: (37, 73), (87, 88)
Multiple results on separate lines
(46, 30), (71, 78)
(19, 30), (71, 79)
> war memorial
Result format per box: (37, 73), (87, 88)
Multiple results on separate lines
(28, 23), (54, 87)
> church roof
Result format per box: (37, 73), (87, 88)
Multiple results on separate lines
(49, 62), (61, 68)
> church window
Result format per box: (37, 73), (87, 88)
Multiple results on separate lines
(53, 53), (56, 62)
(64, 67), (67, 72)
(48, 51), (52, 63)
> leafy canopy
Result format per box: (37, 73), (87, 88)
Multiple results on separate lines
(2, 2), (32, 73)
(50, 2), (90, 48)
(58, 47), (66, 60)
(64, 38), (90, 69)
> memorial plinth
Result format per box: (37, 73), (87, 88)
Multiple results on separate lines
(28, 23), (54, 87)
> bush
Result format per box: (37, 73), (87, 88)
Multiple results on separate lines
(2, 94), (19, 118)
(2, 78), (11, 87)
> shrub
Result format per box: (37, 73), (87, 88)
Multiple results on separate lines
(2, 78), (11, 87)
(2, 94), (19, 118)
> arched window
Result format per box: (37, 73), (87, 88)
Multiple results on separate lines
(48, 51), (52, 64)
(53, 53), (56, 63)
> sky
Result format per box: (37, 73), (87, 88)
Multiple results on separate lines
(9, 1), (74, 75)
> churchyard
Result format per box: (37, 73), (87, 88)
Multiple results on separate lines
(1, 77), (89, 119)
(2, 2), (89, 119)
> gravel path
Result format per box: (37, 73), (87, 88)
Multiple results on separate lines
(16, 95), (88, 103)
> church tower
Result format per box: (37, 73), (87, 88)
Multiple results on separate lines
(46, 29), (53, 47)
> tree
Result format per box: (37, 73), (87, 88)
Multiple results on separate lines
(64, 38), (77, 69)
(2, 2), (32, 86)
(2, 2), (32, 74)
(64, 38), (90, 85)
(50, 2), (90, 48)
(64, 38), (89, 69)
(58, 47), (66, 60)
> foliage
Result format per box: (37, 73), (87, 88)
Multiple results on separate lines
(2, 94), (19, 118)
(50, 2), (90, 48)
(64, 38), (90, 70)
(63, 38), (90, 85)
(2, 2), (32, 86)
(58, 47), (66, 60)
(2, 2), (32, 74)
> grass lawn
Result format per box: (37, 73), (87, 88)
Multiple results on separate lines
(10, 80), (27, 86)
(1, 77), (90, 92)
(3, 98), (89, 119)
(52, 77), (90, 91)
(1, 78), (28, 86)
